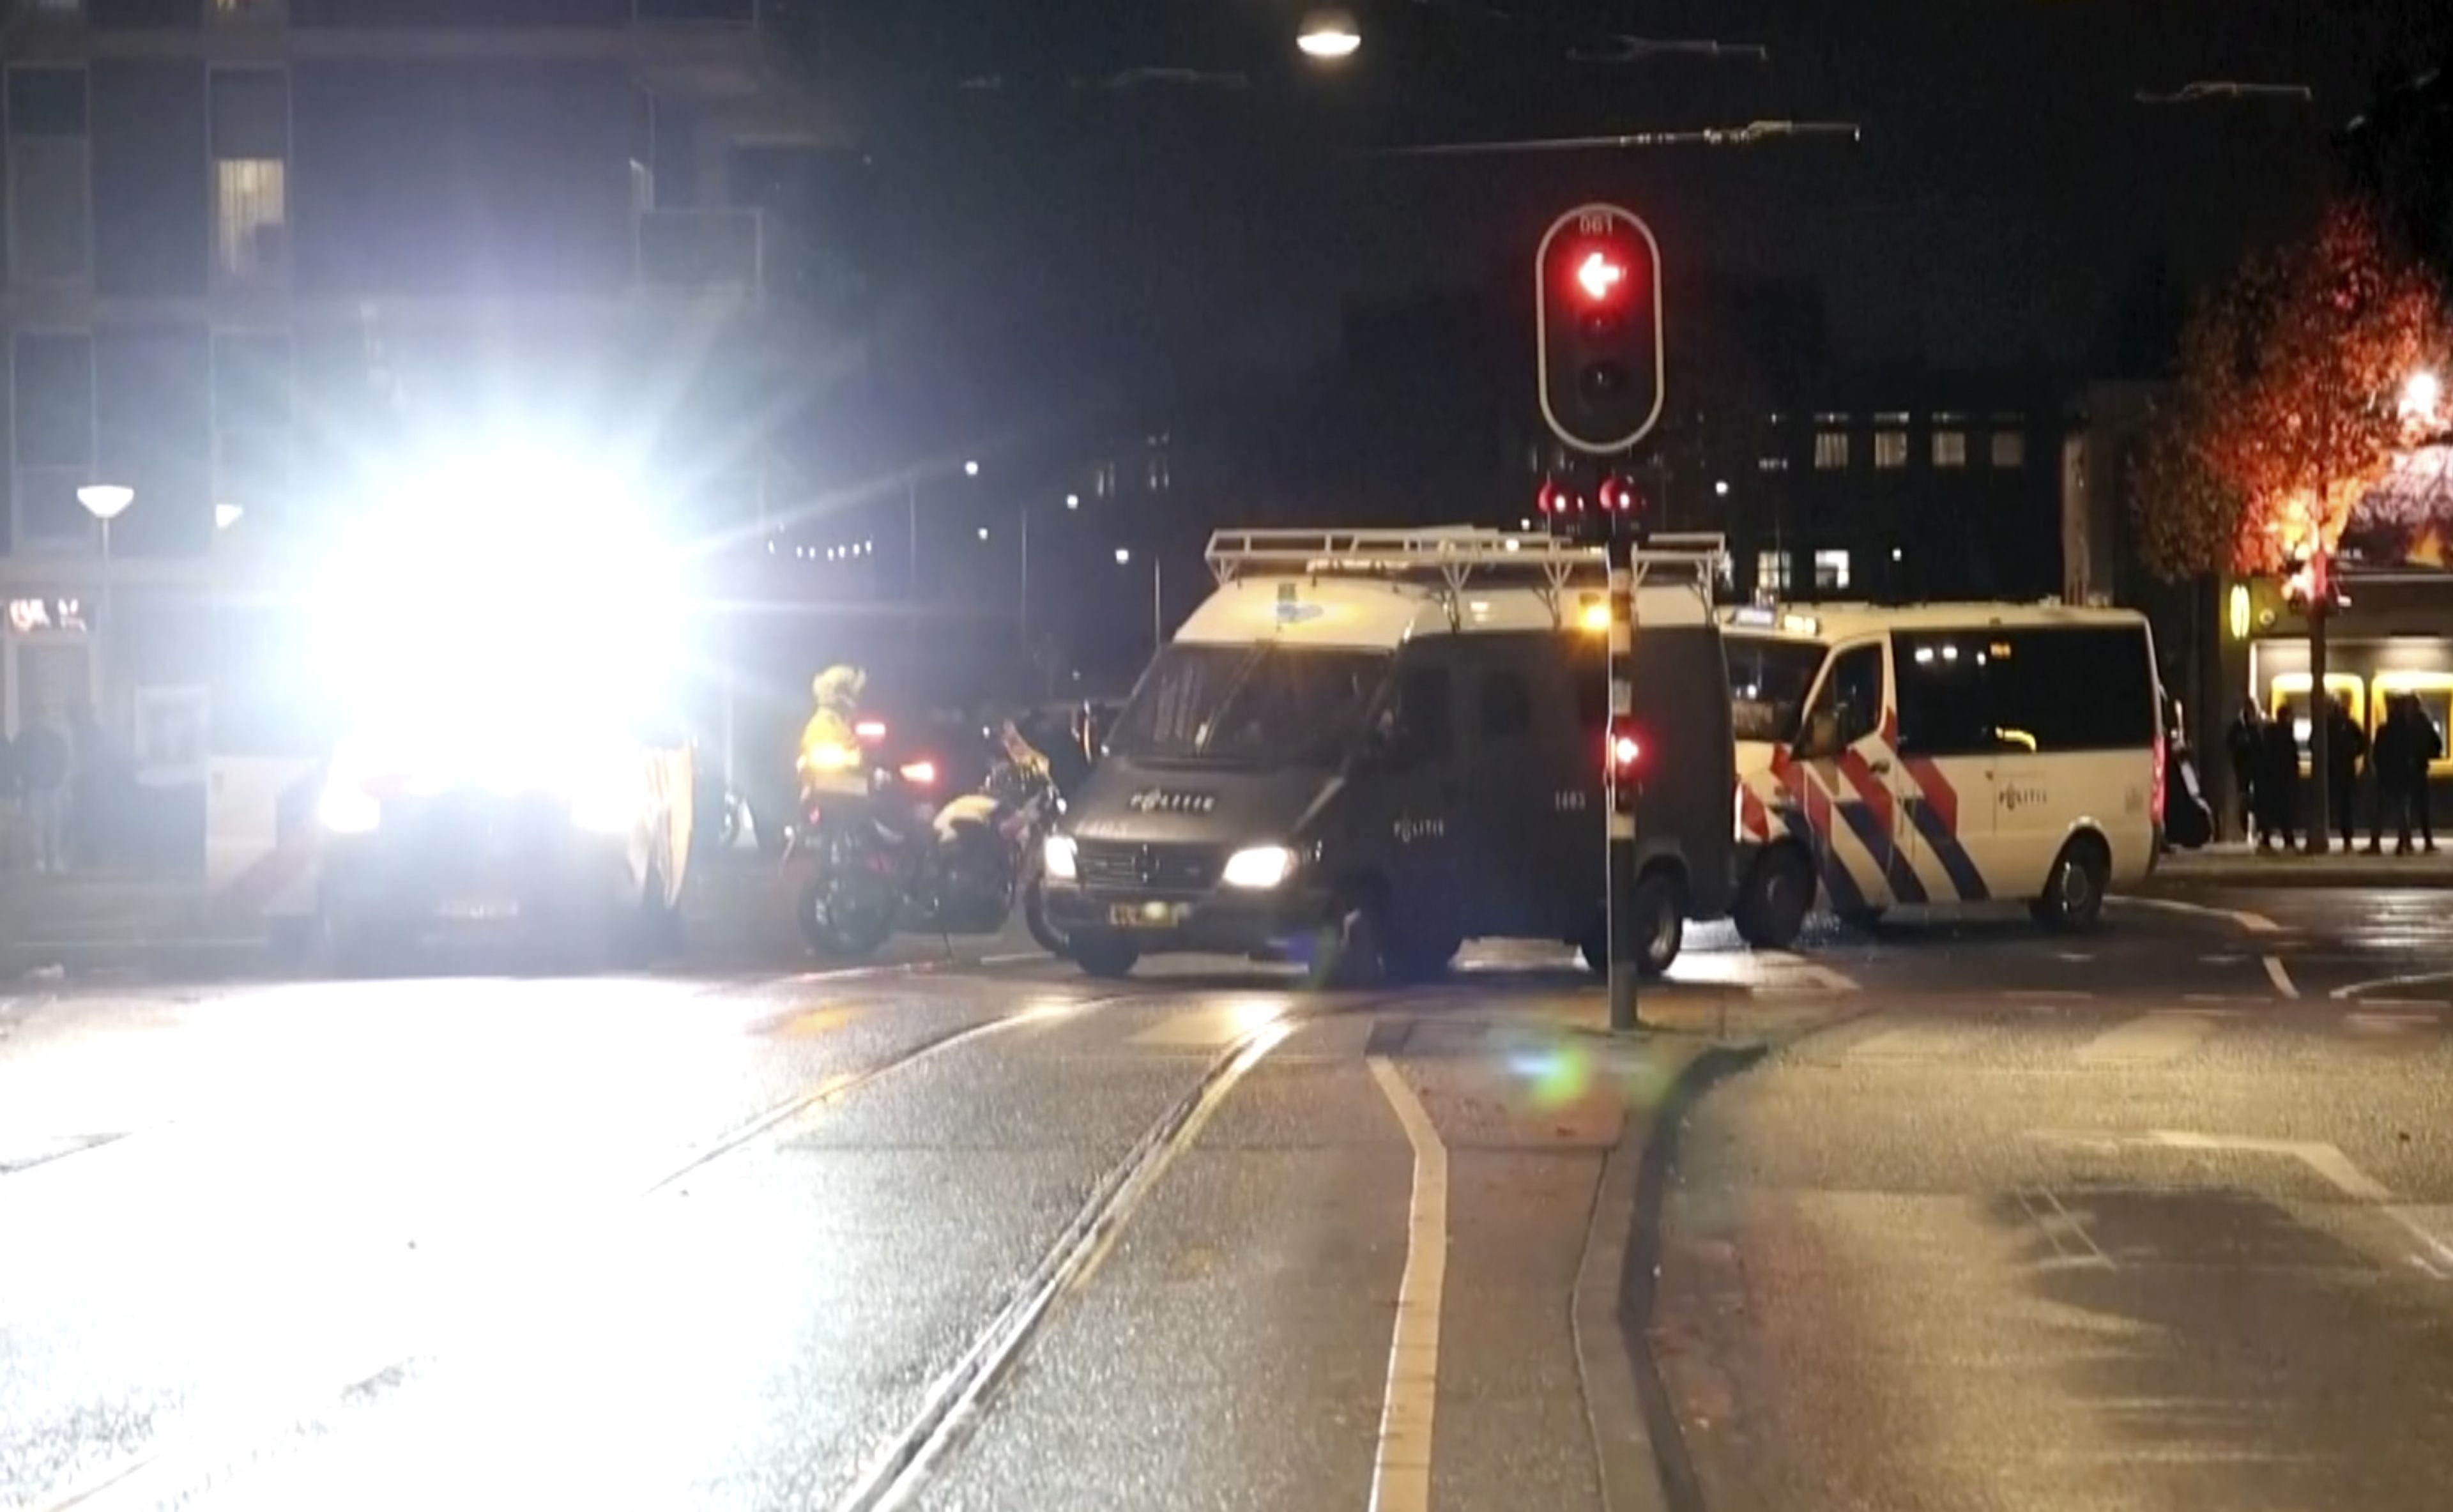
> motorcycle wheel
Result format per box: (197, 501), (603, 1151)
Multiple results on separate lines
(797, 867), (898, 959)
(1022, 874), (1068, 956)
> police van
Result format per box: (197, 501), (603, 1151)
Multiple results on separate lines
(1720, 602), (2162, 948)
(1040, 527), (1737, 982)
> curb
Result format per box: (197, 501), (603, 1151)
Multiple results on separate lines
(1573, 1039), (1768, 1512)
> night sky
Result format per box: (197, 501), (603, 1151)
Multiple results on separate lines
(797, 0), (2449, 448)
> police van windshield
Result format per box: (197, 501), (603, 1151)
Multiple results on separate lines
(1109, 644), (1390, 765)
(1724, 633), (1829, 744)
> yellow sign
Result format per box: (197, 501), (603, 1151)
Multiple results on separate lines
(2228, 583), (2251, 641)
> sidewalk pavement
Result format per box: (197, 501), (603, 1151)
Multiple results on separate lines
(2151, 839), (2453, 889)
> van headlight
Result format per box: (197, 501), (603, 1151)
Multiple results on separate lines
(317, 779), (381, 836)
(1222, 844), (1297, 889)
(1043, 835), (1078, 882)
(570, 760), (646, 835)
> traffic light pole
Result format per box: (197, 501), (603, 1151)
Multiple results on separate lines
(1604, 524), (1640, 1032)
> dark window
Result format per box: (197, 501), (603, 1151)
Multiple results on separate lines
(1895, 627), (2154, 756)
(1477, 668), (1532, 739)
(7, 68), (89, 135)
(1725, 634), (1828, 744)
(1801, 643), (1883, 756)
(1109, 644), (1389, 765)
(209, 68), (289, 158)
(12, 333), (95, 466)
(1393, 664), (1452, 764)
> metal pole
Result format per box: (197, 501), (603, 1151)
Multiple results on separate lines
(1152, 554), (1163, 652)
(906, 476), (919, 601)
(99, 516), (114, 723)
(1020, 508), (1030, 644)
(1605, 525), (1640, 1032)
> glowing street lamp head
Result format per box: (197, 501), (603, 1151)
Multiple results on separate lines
(1298, 8), (1361, 59)
(2403, 369), (2443, 424)
(1113, 547), (1133, 565)
(77, 484), (135, 522)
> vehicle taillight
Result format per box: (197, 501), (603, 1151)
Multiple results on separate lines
(855, 719), (887, 744)
(898, 759), (939, 787)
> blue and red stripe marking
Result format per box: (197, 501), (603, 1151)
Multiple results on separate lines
(1902, 756), (1989, 901)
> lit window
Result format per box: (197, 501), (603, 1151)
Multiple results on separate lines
(1992, 429), (2026, 468)
(213, 0), (283, 13)
(1933, 430), (1967, 468)
(1814, 549), (1851, 591)
(1758, 455), (1789, 473)
(1814, 432), (1849, 470)
(210, 68), (288, 286)
(213, 160), (286, 282)
(1874, 431), (1907, 469)
(1756, 551), (1791, 592)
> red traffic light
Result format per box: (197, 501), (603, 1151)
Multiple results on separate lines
(1575, 249), (1628, 303)
(1607, 717), (1642, 773)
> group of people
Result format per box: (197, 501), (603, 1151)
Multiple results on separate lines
(2226, 694), (2442, 854)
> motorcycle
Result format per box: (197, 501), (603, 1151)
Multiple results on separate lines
(787, 737), (1062, 959)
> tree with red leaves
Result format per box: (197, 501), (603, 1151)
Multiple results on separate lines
(2137, 198), (2451, 851)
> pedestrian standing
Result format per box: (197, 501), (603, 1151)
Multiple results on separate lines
(15, 709), (70, 876)
(2225, 701), (2264, 843)
(2259, 708), (2301, 851)
(2407, 696), (2443, 854)
(2370, 695), (2410, 855)
(2325, 694), (2366, 852)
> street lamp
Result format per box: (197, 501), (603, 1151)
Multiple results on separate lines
(77, 483), (134, 719)
(214, 501), (243, 531)
(963, 459), (981, 477)
(1297, 8), (1361, 59)
(1066, 493), (1080, 510)
(2403, 369), (2443, 427)
(1116, 547), (1162, 650)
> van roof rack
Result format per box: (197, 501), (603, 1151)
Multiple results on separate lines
(1205, 526), (1726, 632)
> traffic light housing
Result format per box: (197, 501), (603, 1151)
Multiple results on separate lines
(1537, 204), (1664, 454)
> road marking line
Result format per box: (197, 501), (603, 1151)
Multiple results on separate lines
(776, 1005), (862, 1038)
(2182, 993), (2259, 1006)
(1842, 1020), (1985, 1062)
(2074, 1011), (2222, 1067)
(2347, 1011), (2433, 1034)
(2026, 1127), (2395, 1202)
(1365, 1057), (1449, 1512)
(2015, 1187), (2116, 1270)
(2263, 956), (2300, 999)
(2332, 969), (2453, 1002)
(978, 951), (1050, 966)
(2111, 896), (2284, 934)
(2003, 989), (2097, 1000)
(2146, 1129), (2391, 1200)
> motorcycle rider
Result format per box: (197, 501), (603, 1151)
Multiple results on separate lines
(799, 664), (872, 800)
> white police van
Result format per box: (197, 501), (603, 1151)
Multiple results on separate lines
(1721, 602), (2162, 947)
(1041, 527), (1738, 983)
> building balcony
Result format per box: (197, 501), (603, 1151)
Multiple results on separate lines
(635, 207), (761, 296)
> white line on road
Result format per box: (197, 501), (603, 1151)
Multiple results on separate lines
(2073, 1011), (2222, 1067)
(2111, 896), (2284, 934)
(2263, 956), (2301, 999)
(1365, 1057), (1450, 1512)
(2332, 969), (2453, 1002)
(2146, 1129), (2392, 1200)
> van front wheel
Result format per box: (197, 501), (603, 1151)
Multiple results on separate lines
(2029, 837), (2110, 933)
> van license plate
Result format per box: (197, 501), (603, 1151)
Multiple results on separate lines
(1110, 903), (1181, 928)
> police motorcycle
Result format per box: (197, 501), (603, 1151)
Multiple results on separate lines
(787, 716), (1059, 959)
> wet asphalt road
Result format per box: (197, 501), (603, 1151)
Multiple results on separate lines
(1651, 885), (2453, 1512)
(3, 882), (2450, 1511)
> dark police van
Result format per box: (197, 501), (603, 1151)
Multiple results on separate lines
(1039, 527), (1736, 982)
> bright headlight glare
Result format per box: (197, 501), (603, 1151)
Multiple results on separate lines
(570, 760), (645, 834)
(1222, 844), (1297, 889)
(1043, 835), (1078, 882)
(317, 779), (381, 836)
